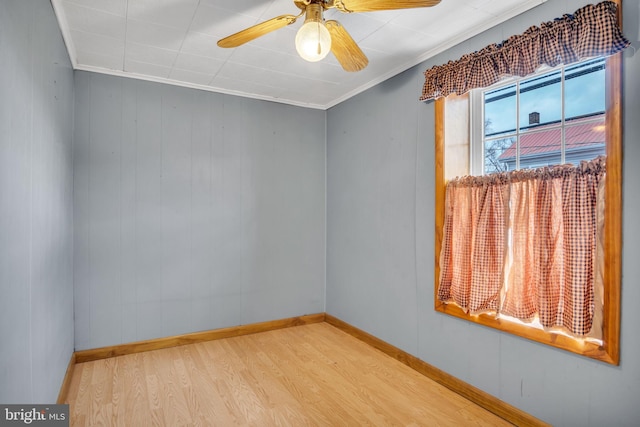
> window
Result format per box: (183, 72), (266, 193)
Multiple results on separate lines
(471, 58), (606, 176)
(434, 51), (622, 364)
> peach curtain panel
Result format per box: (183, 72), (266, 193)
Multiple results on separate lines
(438, 175), (509, 313)
(420, 1), (629, 101)
(438, 158), (606, 336)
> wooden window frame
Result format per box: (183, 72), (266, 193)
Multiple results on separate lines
(434, 49), (623, 365)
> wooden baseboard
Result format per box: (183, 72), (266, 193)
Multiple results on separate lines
(56, 352), (76, 404)
(325, 314), (549, 427)
(74, 313), (325, 364)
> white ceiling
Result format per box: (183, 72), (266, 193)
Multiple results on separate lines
(51, 0), (547, 110)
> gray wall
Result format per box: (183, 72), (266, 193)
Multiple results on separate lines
(0, 0), (75, 403)
(72, 72), (326, 350)
(3, 1), (637, 420)
(326, 0), (640, 425)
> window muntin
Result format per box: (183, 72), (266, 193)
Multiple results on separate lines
(472, 58), (606, 175)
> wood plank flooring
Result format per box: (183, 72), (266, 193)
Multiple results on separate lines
(64, 323), (512, 426)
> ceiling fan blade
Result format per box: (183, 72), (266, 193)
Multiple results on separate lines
(217, 15), (299, 48)
(326, 20), (368, 72)
(332, 0), (440, 13)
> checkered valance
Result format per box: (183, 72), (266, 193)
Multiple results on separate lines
(420, 1), (629, 101)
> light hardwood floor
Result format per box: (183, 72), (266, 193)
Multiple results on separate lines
(65, 323), (512, 426)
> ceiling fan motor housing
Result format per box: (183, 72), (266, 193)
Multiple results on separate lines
(304, 2), (325, 24)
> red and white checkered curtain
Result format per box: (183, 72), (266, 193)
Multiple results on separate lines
(420, 1), (629, 101)
(438, 175), (509, 313)
(438, 158), (606, 336)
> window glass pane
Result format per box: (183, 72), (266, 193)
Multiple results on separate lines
(565, 58), (606, 120)
(485, 137), (515, 173)
(519, 69), (561, 131)
(565, 116), (606, 165)
(519, 129), (561, 169)
(484, 84), (516, 138)
(478, 58), (606, 175)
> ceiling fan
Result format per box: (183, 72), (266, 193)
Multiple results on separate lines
(217, 0), (441, 72)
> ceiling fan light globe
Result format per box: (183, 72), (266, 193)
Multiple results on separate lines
(295, 21), (331, 62)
